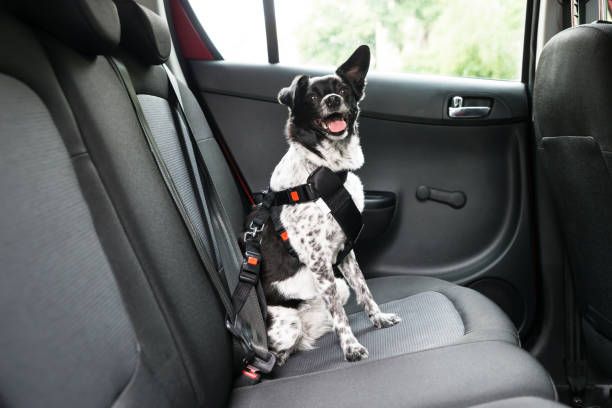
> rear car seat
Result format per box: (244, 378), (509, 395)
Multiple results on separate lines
(1, 0), (557, 406)
(112, 0), (525, 372)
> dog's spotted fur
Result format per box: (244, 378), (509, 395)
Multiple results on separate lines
(256, 46), (400, 365)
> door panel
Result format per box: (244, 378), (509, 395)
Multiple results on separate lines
(190, 62), (536, 334)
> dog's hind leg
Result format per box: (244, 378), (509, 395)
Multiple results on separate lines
(297, 299), (333, 350)
(337, 251), (402, 328)
(266, 306), (302, 366)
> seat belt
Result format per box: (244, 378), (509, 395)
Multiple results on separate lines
(564, 263), (587, 407)
(161, 66), (269, 311)
(108, 57), (274, 376)
(161, 64), (274, 375)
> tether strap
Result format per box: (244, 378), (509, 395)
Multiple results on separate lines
(232, 193), (275, 314)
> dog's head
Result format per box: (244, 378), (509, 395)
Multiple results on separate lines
(278, 45), (370, 152)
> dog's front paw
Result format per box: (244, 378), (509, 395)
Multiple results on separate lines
(343, 342), (369, 362)
(370, 312), (402, 328)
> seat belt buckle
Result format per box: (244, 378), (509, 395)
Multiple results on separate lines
(226, 316), (276, 378)
(241, 364), (262, 383)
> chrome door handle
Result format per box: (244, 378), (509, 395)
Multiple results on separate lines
(448, 96), (491, 118)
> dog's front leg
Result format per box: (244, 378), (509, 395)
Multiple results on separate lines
(307, 254), (369, 362)
(339, 251), (401, 328)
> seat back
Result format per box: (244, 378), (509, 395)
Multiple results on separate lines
(1, 0), (242, 405)
(0, 6), (196, 406)
(534, 22), (612, 372)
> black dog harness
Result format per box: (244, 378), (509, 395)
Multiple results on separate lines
(232, 167), (364, 316)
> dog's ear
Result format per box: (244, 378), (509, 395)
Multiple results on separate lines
(336, 45), (370, 100)
(277, 75), (309, 109)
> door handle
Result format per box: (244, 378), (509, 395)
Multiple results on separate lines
(416, 185), (467, 209)
(448, 96), (491, 119)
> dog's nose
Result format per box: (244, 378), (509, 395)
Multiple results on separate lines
(325, 94), (341, 109)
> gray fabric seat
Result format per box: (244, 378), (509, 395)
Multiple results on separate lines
(0, 6), (196, 407)
(108, 5), (555, 406)
(275, 276), (517, 378)
(534, 22), (612, 375)
(470, 397), (568, 408)
(0, 1), (558, 407)
(231, 342), (555, 408)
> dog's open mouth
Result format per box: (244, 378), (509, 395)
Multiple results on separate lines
(315, 113), (348, 136)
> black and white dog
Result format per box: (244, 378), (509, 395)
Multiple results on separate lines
(259, 45), (401, 365)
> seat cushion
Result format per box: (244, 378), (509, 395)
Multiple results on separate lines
(470, 397), (565, 407)
(270, 275), (518, 378)
(230, 341), (555, 408)
(350, 276), (519, 345)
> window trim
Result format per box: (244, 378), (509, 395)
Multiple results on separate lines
(523, 0), (540, 87)
(263, 0), (280, 63)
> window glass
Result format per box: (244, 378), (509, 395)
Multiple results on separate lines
(275, 0), (527, 80)
(189, 0), (527, 80)
(189, 0), (268, 63)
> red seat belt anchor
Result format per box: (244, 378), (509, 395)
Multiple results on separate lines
(241, 364), (261, 382)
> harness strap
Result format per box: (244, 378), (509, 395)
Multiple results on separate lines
(308, 167), (362, 244)
(254, 168), (361, 279)
(270, 207), (298, 257)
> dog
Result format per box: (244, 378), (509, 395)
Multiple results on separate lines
(256, 45), (401, 366)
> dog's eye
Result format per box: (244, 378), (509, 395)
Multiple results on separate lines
(310, 94), (319, 102)
(339, 88), (348, 96)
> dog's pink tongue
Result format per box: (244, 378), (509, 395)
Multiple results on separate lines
(328, 119), (347, 133)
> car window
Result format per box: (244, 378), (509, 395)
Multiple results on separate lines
(189, 0), (268, 62)
(190, 0), (527, 81)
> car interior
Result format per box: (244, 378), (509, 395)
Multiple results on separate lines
(1, 0), (611, 407)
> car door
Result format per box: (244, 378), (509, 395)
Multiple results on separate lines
(168, 0), (539, 341)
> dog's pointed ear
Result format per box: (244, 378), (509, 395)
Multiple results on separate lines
(278, 75), (309, 109)
(336, 45), (370, 100)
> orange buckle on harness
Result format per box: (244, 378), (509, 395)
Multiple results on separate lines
(280, 230), (289, 241)
(290, 191), (300, 201)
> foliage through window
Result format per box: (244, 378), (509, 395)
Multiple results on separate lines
(190, 0), (527, 81)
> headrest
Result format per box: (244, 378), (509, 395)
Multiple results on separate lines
(534, 23), (612, 150)
(11, 0), (121, 55)
(114, 0), (171, 65)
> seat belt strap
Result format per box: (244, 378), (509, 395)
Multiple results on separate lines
(165, 67), (223, 273)
(108, 57), (234, 316)
(109, 57), (274, 374)
(161, 65), (274, 373)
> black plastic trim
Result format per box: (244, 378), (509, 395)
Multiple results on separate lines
(364, 191), (396, 210)
(524, 0), (541, 92)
